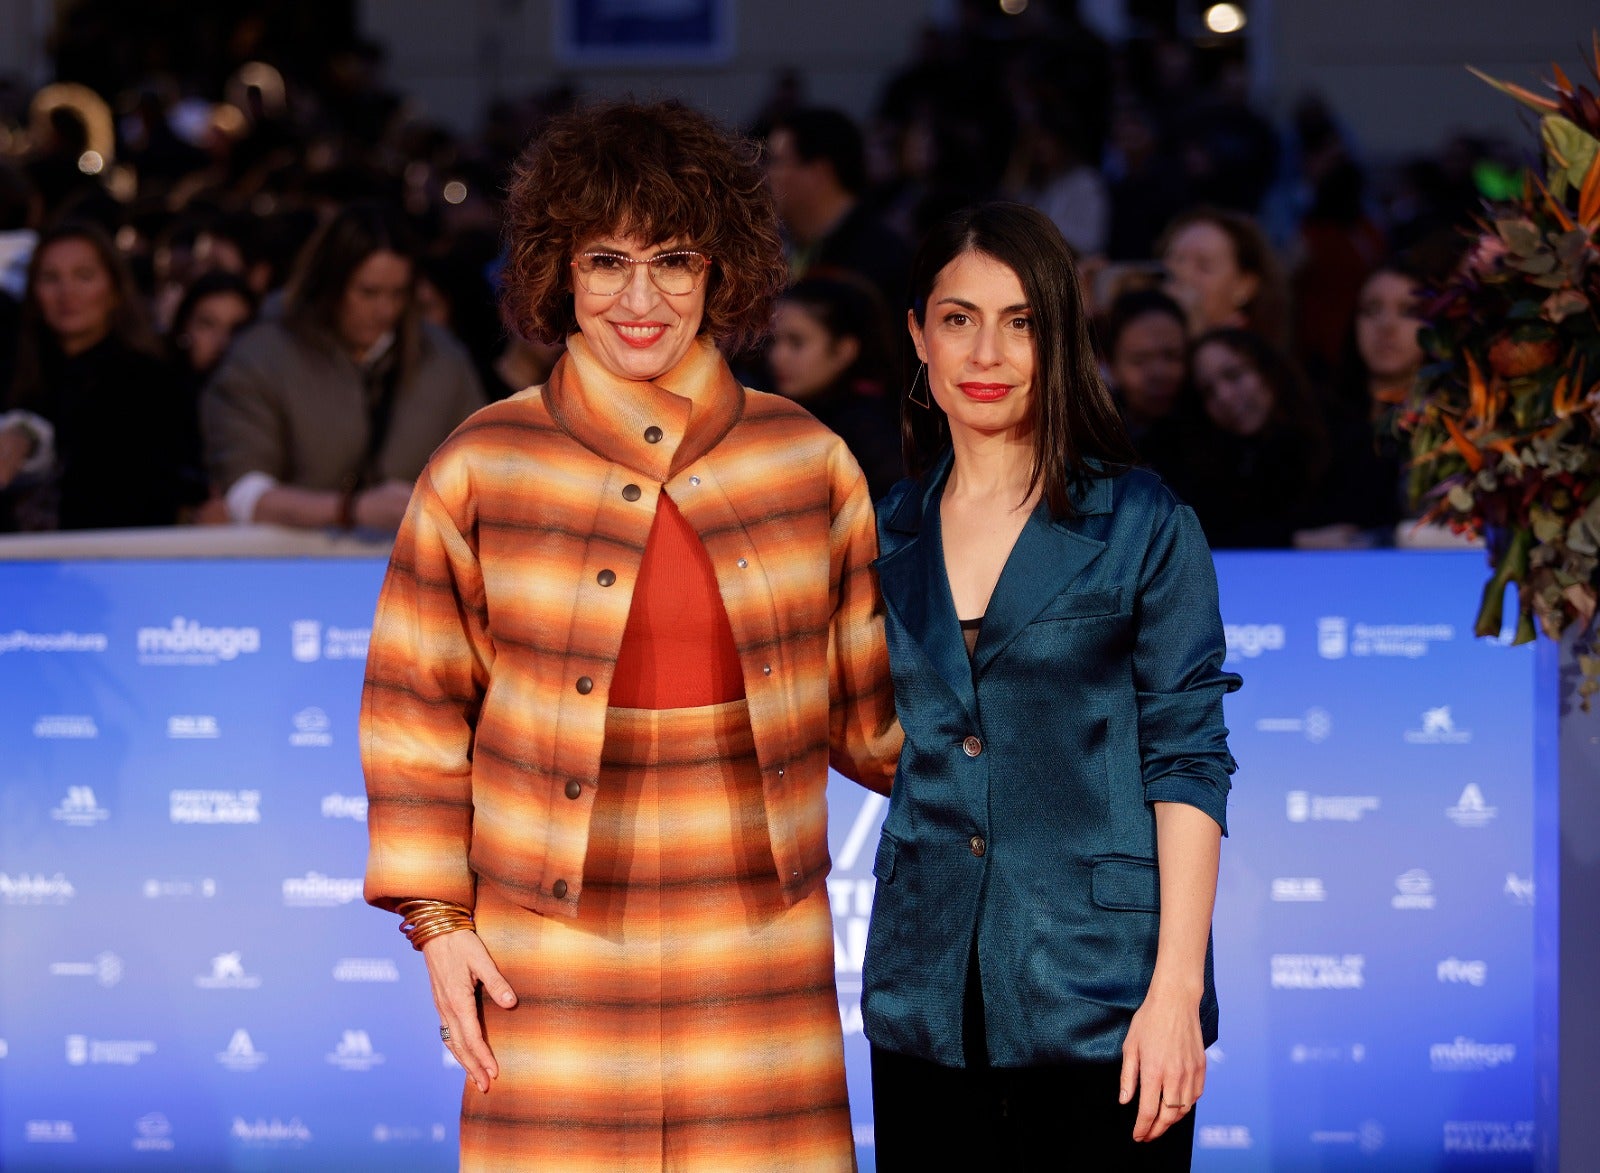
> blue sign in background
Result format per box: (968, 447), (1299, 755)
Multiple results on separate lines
(0, 552), (1554, 1169)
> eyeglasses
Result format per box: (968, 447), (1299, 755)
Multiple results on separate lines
(570, 250), (712, 297)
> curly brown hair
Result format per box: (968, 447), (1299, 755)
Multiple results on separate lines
(501, 99), (787, 355)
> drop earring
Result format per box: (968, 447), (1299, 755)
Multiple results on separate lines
(908, 362), (931, 409)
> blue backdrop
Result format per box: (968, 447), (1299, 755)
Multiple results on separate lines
(0, 551), (1554, 1169)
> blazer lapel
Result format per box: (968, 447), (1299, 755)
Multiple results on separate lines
(876, 456), (978, 719)
(970, 476), (1111, 678)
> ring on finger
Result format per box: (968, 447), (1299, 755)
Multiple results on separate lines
(440, 1025), (452, 1042)
(1163, 1102), (1189, 1110)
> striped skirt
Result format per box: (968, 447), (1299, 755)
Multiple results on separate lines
(463, 698), (855, 1172)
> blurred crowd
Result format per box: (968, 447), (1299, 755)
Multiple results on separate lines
(0, 2), (1511, 547)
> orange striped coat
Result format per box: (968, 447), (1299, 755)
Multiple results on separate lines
(362, 334), (900, 919)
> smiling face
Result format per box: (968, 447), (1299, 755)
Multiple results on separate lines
(908, 249), (1036, 442)
(1194, 338), (1274, 437)
(571, 233), (708, 382)
(35, 238), (118, 356)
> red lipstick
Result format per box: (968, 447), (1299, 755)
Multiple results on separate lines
(958, 382), (1011, 403)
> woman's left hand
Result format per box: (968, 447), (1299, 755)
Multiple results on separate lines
(1118, 981), (1206, 1142)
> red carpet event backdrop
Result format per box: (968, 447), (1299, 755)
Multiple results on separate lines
(0, 551), (1555, 1170)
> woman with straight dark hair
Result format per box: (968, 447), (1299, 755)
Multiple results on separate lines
(201, 201), (483, 531)
(0, 221), (185, 530)
(863, 202), (1240, 1169)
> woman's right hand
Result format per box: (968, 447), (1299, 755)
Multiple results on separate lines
(422, 929), (518, 1093)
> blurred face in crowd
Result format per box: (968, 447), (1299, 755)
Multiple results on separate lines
(1355, 270), (1424, 384)
(1162, 220), (1257, 335)
(35, 237), (117, 356)
(766, 129), (822, 226)
(570, 233), (708, 383)
(1109, 310), (1187, 425)
(768, 301), (858, 402)
(182, 290), (254, 374)
(1194, 339), (1273, 437)
(336, 249), (412, 359)
(909, 250), (1036, 443)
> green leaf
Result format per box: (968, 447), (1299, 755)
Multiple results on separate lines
(1543, 115), (1600, 195)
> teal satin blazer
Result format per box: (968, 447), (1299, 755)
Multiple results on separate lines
(861, 454), (1241, 1068)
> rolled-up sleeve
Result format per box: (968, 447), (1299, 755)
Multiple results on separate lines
(1132, 501), (1241, 833)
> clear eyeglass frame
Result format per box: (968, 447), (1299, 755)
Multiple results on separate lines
(570, 250), (712, 297)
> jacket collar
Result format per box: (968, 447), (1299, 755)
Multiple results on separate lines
(543, 333), (743, 482)
(877, 447), (1110, 708)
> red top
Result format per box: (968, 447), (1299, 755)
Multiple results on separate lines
(609, 493), (745, 708)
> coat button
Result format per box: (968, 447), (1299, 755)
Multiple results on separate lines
(621, 484), (642, 502)
(564, 780), (582, 800)
(970, 835), (986, 858)
(762, 664), (772, 675)
(596, 569), (616, 587)
(552, 879), (569, 899)
(644, 426), (663, 443)
(575, 676), (594, 694)
(737, 558), (748, 569)
(963, 735), (983, 757)
(689, 475), (701, 486)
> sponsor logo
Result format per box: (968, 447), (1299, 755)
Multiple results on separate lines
(291, 707), (333, 748)
(327, 1029), (385, 1071)
(1393, 869), (1437, 910)
(1271, 953), (1365, 990)
(24, 1120), (77, 1143)
(1505, 873), (1535, 905)
(195, 951), (262, 990)
(1448, 783), (1499, 828)
(1271, 877), (1327, 902)
(282, 872), (363, 907)
(49, 951), (123, 987)
(1316, 619), (1454, 658)
(0, 630), (107, 655)
(371, 1123), (449, 1143)
(137, 618), (260, 665)
(1404, 705), (1472, 744)
(133, 1112), (174, 1152)
(32, 714), (98, 739)
(321, 793), (367, 821)
(1311, 1122), (1386, 1154)
(51, 786), (108, 827)
(291, 620), (370, 662)
(1286, 791), (1379, 823)
(143, 876), (217, 899)
(1, 872), (76, 904)
(333, 958), (400, 983)
(1443, 1121), (1535, 1153)
(1290, 1043), (1367, 1064)
(1224, 623), (1285, 661)
(66, 1034), (156, 1066)
(232, 1117), (310, 1145)
(1437, 957), (1487, 986)
(1431, 1037), (1517, 1072)
(167, 715), (220, 739)
(169, 789), (260, 824)
(1254, 707), (1332, 743)
(217, 1029), (266, 1071)
(1197, 1125), (1253, 1150)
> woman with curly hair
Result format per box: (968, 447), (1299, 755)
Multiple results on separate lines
(360, 99), (900, 1171)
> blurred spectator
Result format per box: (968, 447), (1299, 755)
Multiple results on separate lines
(1171, 327), (1330, 548)
(1100, 286), (1189, 482)
(767, 107), (912, 312)
(1004, 108), (1108, 258)
(201, 203), (484, 532)
(1, 222), (188, 531)
(1160, 207), (1289, 347)
(168, 270), (258, 521)
(1103, 98), (1190, 260)
(767, 275), (902, 499)
(0, 163), (39, 394)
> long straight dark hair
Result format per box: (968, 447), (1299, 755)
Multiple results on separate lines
(903, 202), (1136, 518)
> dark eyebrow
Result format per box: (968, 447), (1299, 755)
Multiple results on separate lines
(933, 297), (1030, 314)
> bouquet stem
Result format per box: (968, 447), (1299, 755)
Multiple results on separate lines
(1476, 525), (1534, 639)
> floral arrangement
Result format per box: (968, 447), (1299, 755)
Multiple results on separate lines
(1397, 36), (1600, 705)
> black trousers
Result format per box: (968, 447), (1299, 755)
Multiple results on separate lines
(870, 1045), (1197, 1172)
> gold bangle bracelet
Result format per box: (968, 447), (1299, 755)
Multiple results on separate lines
(395, 899), (475, 951)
